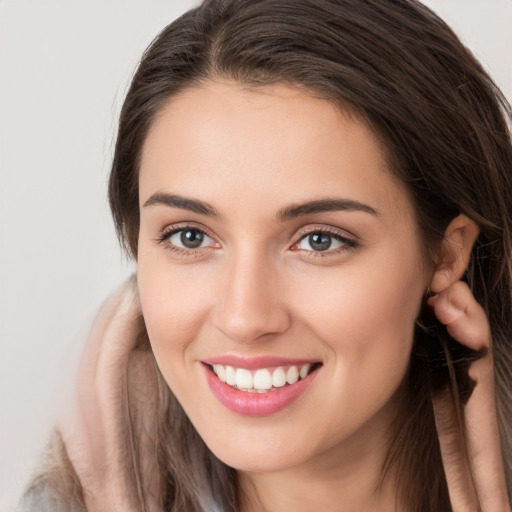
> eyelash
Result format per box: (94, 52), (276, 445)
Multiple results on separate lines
(291, 227), (359, 257)
(156, 224), (359, 258)
(156, 224), (218, 258)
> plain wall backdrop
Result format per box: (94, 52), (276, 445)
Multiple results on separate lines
(0, 1), (510, 509)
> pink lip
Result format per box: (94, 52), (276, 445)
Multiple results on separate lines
(202, 355), (318, 370)
(203, 363), (320, 416)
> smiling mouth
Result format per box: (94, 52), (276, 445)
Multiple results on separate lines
(207, 362), (322, 393)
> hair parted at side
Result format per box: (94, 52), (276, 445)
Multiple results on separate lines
(36, 1), (512, 511)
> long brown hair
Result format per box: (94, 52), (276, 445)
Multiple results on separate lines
(26, 1), (512, 511)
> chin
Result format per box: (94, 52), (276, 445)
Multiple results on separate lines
(210, 445), (306, 474)
(194, 420), (323, 475)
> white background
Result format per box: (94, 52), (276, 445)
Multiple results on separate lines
(1, 1), (510, 510)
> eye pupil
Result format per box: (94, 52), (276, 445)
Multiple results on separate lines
(309, 233), (332, 251)
(180, 229), (204, 248)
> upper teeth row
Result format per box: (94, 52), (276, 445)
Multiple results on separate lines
(212, 364), (312, 391)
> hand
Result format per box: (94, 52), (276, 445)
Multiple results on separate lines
(57, 277), (163, 512)
(428, 281), (509, 511)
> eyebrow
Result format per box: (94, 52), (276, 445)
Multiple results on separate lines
(276, 198), (379, 222)
(143, 193), (220, 216)
(143, 193), (379, 221)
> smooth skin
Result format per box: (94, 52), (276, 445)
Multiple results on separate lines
(135, 81), (508, 511)
(57, 81), (506, 512)
(138, 81), (427, 511)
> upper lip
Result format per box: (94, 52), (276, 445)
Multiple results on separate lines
(201, 355), (321, 370)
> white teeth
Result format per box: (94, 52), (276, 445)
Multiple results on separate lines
(225, 366), (236, 386)
(299, 363), (311, 379)
(213, 364), (226, 382)
(211, 363), (317, 391)
(253, 369), (272, 390)
(286, 366), (299, 385)
(235, 368), (253, 389)
(272, 367), (287, 388)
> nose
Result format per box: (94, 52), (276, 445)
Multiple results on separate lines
(212, 252), (291, 343)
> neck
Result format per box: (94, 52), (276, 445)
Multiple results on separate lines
(238, 396), (403, 512)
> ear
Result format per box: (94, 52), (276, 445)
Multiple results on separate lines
(430, 215), (479, 294)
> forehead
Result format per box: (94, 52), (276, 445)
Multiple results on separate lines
(139, 80), (413, 223)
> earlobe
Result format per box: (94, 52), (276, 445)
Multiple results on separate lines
(430, 215), (479, 294)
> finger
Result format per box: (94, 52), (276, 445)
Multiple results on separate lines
(92, 277), (145, 509)
(95, 279), (142, 444)
(428, 281), (491, 351)
(432, 388), (480, 512)
(465, 354), (509, 511)
(59, 278), (133, 475)
(429, 282), (509, 510)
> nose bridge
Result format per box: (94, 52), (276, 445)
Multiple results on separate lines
(213, 246), (290, 343)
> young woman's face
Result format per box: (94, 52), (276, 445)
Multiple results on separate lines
(137, 81), (430, 474)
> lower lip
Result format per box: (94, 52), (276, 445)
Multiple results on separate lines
(203, 364), (320, 416)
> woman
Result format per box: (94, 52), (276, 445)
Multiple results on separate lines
(19, 0), (512, 510)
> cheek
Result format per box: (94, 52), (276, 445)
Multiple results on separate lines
(296, 257), (422, 338)
(290, 251), (424, 397)
(136, 257), (213, 379)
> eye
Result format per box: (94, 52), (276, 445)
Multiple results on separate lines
(293, 230), (357, 253)
(164, 227), (216, 250)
